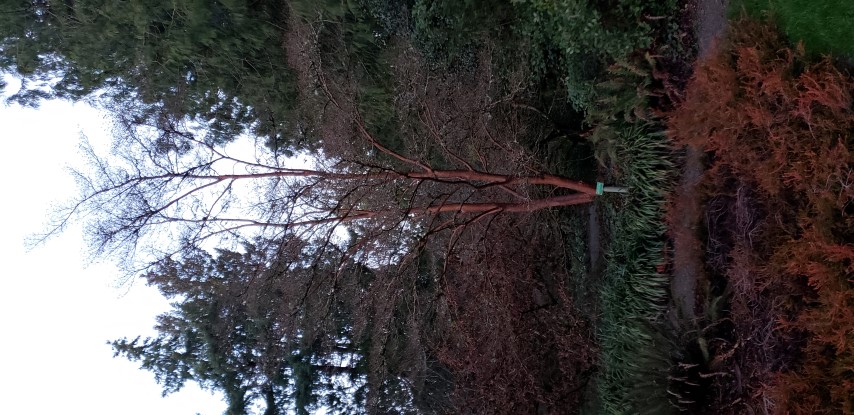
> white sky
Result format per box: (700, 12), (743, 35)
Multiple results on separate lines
(0, 80), (227, 414)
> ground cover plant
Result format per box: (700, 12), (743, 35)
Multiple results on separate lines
(668, 17), (854, 414)
(594, 124), (677, 414)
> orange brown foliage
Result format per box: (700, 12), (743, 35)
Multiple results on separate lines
(668, 19), (854, 414)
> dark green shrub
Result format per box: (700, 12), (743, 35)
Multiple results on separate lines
(515, 0), (677, 111)
(411, 0), (515, 71)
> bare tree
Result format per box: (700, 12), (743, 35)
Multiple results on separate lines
(45, 93), (607, 273)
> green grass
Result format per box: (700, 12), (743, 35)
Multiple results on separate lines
(730, 0), (854, 56)
(546, 125), (678, 414)
(591, 123), (677, 415)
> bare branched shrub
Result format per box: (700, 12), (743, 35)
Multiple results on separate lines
(430, 214), (596, 414)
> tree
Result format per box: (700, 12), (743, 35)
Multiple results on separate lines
(54, 103), (601, 271)
(53, 11), (613, 262)
(0, 0), (300, 148)
(112, 241), (376, 414)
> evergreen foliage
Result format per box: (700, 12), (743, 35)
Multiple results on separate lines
(514, 0), (678, 111)
(111, 242), (372, 414)
(0, 0), (300, 148)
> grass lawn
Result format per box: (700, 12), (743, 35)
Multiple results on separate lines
(731, 0), (854, 56)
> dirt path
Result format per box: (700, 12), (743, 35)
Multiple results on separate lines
(696, 0), (730, 60)
(670, 147), (705, 319)
(669, 0), (729, 320)
(588, 204), (601, 276)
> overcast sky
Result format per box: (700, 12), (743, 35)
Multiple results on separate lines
(0, 78), (227, 414)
